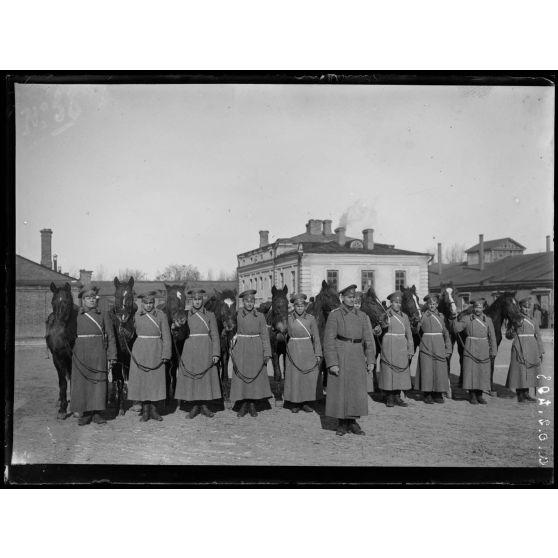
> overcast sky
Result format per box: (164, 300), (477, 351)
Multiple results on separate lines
(15, 82), (554, 280)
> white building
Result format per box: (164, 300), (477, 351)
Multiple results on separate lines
(237, 219), (432, 305)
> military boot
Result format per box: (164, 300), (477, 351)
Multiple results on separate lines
(348, 420), (365, 435)
(336, 419), (348, 436)
(248, 401), (258, 417)
(200, 404), (215, 417)
(301, 403), (314, 413)
(92, 411), (106, 424)
(237, 400), (249, 418)
(433, 392), (444, 404)
(523, 390), (536, 402)
(476, 391), (487, 405)
(140, 402), (150, 421)
(150, 403), (163, 421)
(394, 391), (409, 407)
(424, 392), (434, 404)
(78, 411), (92, 426)
(386, 392), (395, 408)
(188, 404), (201, 419)
(517, 389), (525, 403)
(469, 391), (478, 405)
(290, 404), (300, 413)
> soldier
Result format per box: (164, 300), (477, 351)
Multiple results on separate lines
(323, 284), (375, 436)
(230, 289), (272, 417)
(128, 291), (171, 421)
(284, 293), (323, 413)
(71, 286), (117, 426)
(505, 297), (544, 403)
(175, 288), (221, 418)
(378, 291), (414, 408)
(414, 293), (453, 404)
(452, 299), (497, 405)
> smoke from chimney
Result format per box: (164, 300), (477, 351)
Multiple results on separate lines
(338, 200), (376, 231)
(479, 234), (485, 271)
(40, 228), (53, 269)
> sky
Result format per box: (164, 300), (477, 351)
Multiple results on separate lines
(15, 82), (554, 280)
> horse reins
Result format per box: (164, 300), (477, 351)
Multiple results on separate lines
(120, 326), (165, 373)
(172, 334), (216, 379)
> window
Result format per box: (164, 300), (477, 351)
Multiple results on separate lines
(327, 270), (338, 289)
(460, 293), (471, 310)
(259, 276), (263, 293)
(395, 270), (406, 291)
(361, 270), (375, 292)
(291, 270), (296, 292)
(280, 272), (284, 287)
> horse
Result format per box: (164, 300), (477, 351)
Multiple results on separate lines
(259, 285), (289, 400)
(454, 291), (523, 392)
(157, 283), (189, 401)
(360, 286), (388, 354)
(107, 276), (137, 415)
(307, 280), (341, 389)
(204, 289), (237, 400)
(401, 285), (423, 353)
(45, 282), (78, 419)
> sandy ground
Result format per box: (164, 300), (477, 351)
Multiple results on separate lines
(9, 332), (554, 467)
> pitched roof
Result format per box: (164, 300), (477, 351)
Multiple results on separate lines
(90, 279), (237, 297)
(299, 241), (431, 257)
(465, 237), (526, 253)
(428, 251), (553, 288)
(16, 254), (81, 286)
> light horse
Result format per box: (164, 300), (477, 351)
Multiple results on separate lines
(204, 289), (237, 401)
(45, 282), (78, 419)
(108, 276), (137, 415)
(157, 283), (189, 402)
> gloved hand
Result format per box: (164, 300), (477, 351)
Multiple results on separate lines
(316, 356), (322, 365)
(162, 358), (170, 364)
(373, 325), (382, 336)
(212, 356), (220, 364)
(366, 363), (374, 373)
(329, 365), (340, 376)
(264, 356), (271, 365)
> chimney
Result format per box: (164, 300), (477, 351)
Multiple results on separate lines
(40, 228), (53, 269)
(479, 234), (485, 271)
(363, 228), (375, 250)
(437, 243), (442, 275)
(322, 219), (332, 236)
(53, 254), (58, 273)
(259, 230), (269, 247)
(309, 219), (322, 235)
(334, 226), (346, 246)
(546, 235), (551, 253)
(79, 269), (93, 285)
(305, 220), (311, 234)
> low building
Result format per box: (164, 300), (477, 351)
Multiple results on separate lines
(465, 235), (525, 266)
(237, 218), (432, 305)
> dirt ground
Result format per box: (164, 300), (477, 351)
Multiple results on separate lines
(9, 333), (554, 468)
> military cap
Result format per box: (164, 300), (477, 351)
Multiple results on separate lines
(137, 290), (158, 302)
(290, 293), (308, 304)
(78, 286), (99, 299)
(387, 291), (403, 302)
(423, 293), (439, 302)
(340, 284), (358, 296)
(239, 289), (257, 298)
(471, 298), (485, 307)
(518, 297), (531, 307)
(188, 288), (206, 296)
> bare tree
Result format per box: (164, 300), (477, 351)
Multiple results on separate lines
(206, 268), (214, 281)
(118, 267), (148, 281)
(94, 264), (106, 281)
(155, 264), (200, 282)
(444, 243), (466, 264)
(217, 268), (238, 281)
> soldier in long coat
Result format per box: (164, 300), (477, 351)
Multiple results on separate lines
(452, 299), (497, 405)
(175, 288), (221, 418)
(414, 293), (453, 404)
(71, 287), (117, 426)
(378, 291), (414, 408)
(128, 291), (171, 421)
(230, 289), (272, 417)
(284, 293), (323, 412)
(323, 284), (375, 436)
(505, 297), (545, 403)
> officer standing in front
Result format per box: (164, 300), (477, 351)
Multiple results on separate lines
(378, 291), (414, 408)
(175, 288), (222, 418)
(230, 289), (273, 417)
(323, 284), (375, 436)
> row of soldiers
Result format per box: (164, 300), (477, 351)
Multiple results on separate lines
(70, 284), (545, 436)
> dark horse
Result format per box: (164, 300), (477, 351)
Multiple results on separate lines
(258, 285), (289, 400)
(401, 285), (423, 353)
(157, 283), (189, 401)
(454, 291), (523, 393)
(108, 276), (137, 415)
(307, 280), (341, 390)
(45, 282), (78, 419)
(204, 289), (237, 400)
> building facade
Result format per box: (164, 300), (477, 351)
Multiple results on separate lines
(237, 219), (432, 305)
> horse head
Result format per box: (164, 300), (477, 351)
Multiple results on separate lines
(487, 291), (523, 329)
(311, 280), (340, 323)
(438, 282), (458, 319)
(269, 284), (289, 334)
(361, 286), (388, 328)
(163, 282), (187, 327)
(207, 289), (237, 334)
(113, 276), (136, 324)
(402, 285), (422, 326)
(50, 282), (74, 322)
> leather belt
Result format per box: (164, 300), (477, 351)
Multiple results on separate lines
(77, 334), (102, 338)
(138, 335), (160, 339)
(337, 334), (362, 343)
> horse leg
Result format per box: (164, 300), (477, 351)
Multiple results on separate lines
(221, 349), (230, 401)
(54, 354), (69, 419)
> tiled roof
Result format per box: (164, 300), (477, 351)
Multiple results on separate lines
(465, 237), (525, 253)
(428, 251), (553, 287)
(16, 254), (80, 286)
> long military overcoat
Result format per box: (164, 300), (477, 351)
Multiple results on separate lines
(506, 316), (544, 389)
(230, 308), (273, 403)
(323, 305), (375, 419)
(175, 307), (222, 401)
(378, 309), (414, 391)
(452, 313), (497, 390)
(128, 308), (171, 401)
(70, 307), (117, 413)
(414, 310), (452, 392)
(284, 311), (323, 403)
